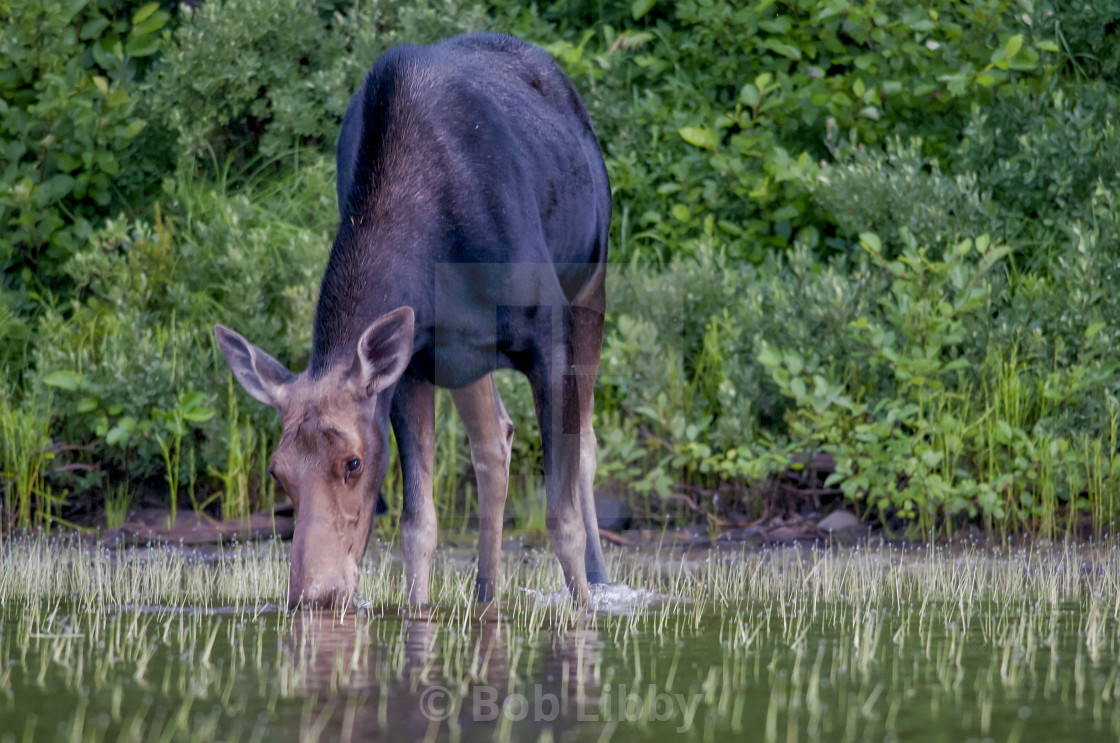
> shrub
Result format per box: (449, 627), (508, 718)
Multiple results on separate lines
(6, 0), (1120, 539)
(573, 0), (1060, 262)
(955, 84), (1120, 266)
(149, 0), (550, 172)
(150, 0), (349, 169)
(34, 156), (334, 502)
(0, 0), (171, 298)
(813, 136), (1001, 253)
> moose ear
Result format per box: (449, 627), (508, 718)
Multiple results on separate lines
(355, 307), (415, 397)
(214, 325), (295, 409)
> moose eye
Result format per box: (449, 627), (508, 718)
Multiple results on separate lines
(345, 457), (363, 479)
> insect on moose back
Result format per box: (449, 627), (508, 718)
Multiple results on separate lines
(214, 33), (612, 609)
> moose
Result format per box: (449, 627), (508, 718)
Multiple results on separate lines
(214, 34), (611, 609)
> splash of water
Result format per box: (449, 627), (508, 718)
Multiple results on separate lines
(521, 582), (680, 614)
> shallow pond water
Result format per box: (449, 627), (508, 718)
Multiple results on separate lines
(1, 538), (1119, 742)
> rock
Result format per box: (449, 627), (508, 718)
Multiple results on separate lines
(766, 526), (803, 542)
(594, 494), (634, 532)
(817, 510), (861, 533)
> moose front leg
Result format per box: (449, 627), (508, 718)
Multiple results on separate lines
(391, 374), (437, 606)
(451, 374), (514, 603)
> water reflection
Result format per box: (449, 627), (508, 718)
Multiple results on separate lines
(283, 609), (603, 741)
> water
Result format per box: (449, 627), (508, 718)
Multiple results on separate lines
(1, 540), (1118, 742)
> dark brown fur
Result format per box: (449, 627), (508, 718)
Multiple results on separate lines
(215, 34), (610, 608)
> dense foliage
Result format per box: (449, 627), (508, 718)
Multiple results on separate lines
(1, 0), (1118, 539)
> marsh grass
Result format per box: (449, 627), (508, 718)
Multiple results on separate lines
(103, 482), (134, 529)
(208, 375), (275, 523)
(0, 395), (54, 534)
(3, 537), (1120, 741)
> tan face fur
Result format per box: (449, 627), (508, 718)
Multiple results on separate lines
(214, 308), (415, 609)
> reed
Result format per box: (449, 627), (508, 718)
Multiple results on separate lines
(3, 537), (1120, 742)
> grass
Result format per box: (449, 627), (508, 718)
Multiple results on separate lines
(3, 536), (1120, 742)
(103, 482), (133, 529)
(0, 394), (55, 535)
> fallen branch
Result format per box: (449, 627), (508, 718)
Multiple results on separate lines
(598, 528), (633, 546)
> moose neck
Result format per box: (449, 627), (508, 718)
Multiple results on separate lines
(308, 218), (425, 378)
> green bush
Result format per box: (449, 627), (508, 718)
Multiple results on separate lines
(151, 0), (349, 169)
(4, 0), (1120, 538)
(150, 0), (550, 172)
(956, 84), (1120, 264)
(1044, 1), (1120, 85)
(0, 0), (171, 298)
(34, 157), (333, 501)
(813, 136), (1001, 252)
(573, 0), (1060, 262)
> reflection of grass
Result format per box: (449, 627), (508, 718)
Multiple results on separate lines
(4, 538), (1120, 740)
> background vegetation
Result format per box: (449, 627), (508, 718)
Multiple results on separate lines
(1, 0), (1117, 540)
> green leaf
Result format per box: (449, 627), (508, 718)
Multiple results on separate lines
(64, 0), (90, 22)
(739, 83), (759, 108)
(80, 15), (110, 40)
(131, 11), (169, 38)
(762, 39), (801, 60)
(44, 370), (84, 391)
(976, 70), (1004, 87)
(126, 34), (162, 58)
(1005, 34), (1023, 59)
(132, 2), (160, 24)
(36, 174), (76, 206)
(678, 126), (719, 149)
(1085, 322), (1107, 341)
(76, 397), (99, 414)
(757, 344), (781, 368)
(1008, 48), (1039, 71)
(182, 407), (216, 423)
(106, 417), (137, 447)
(784, 350), (804, 376)
(97, 151), (119, 175)
(92, 75), (109, 95)
(105, 88), (129, 108)
(859, 232), (882, 254)
(180, 391), (216, 423)
(632, 0), (657, 20)
(671, 203), (691, 222)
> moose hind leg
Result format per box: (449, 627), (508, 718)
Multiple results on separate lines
(391, 374), (438, 606)
(570, 283), (610, 585)
(530, 342), (590, 606)
(451, 374), (514, 603)
(579, 428), (608, 584)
